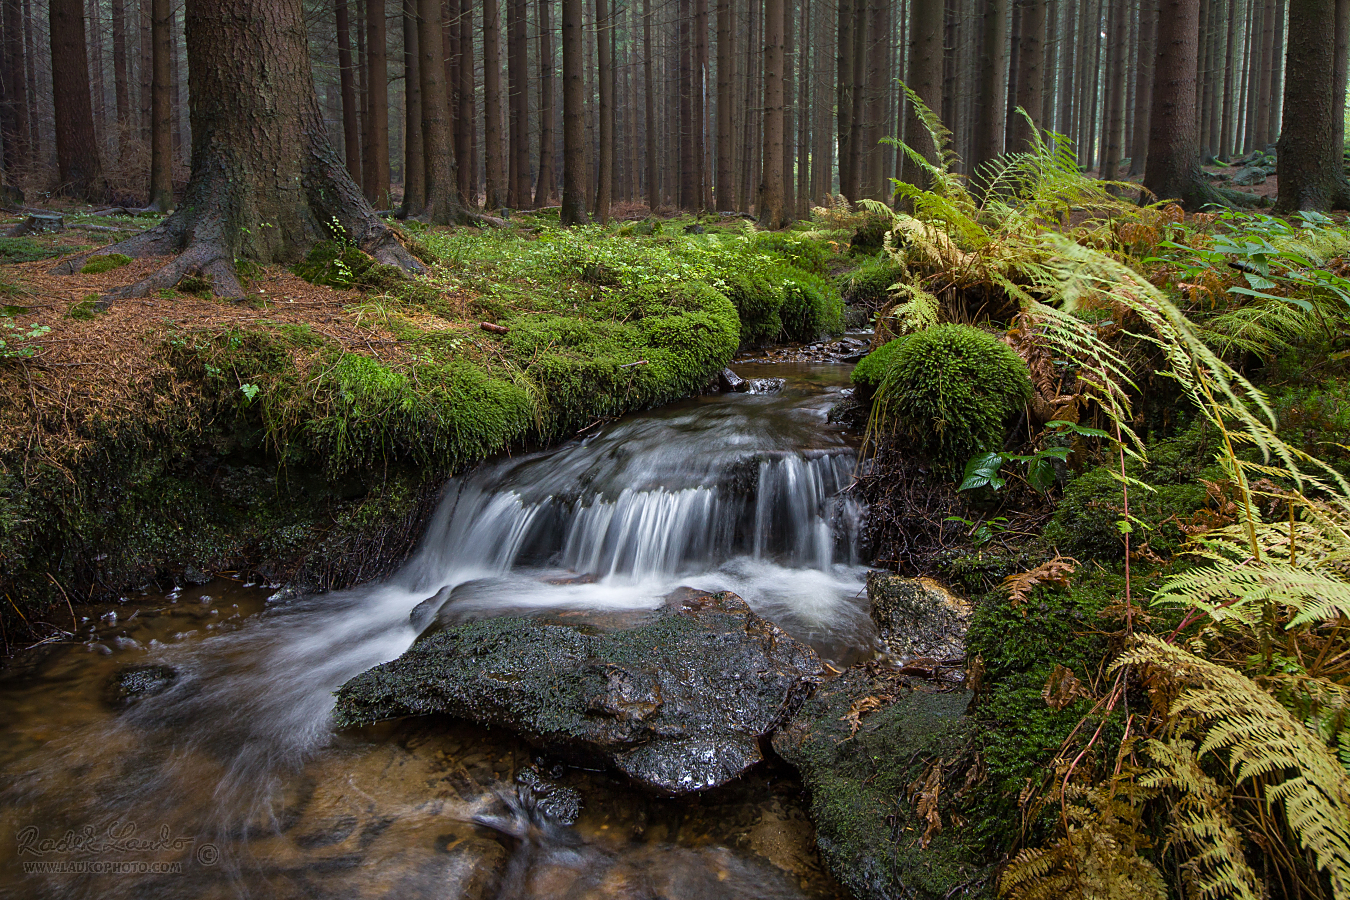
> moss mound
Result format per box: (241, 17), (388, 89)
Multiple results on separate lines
(0, 237), (61, 263)
(842, 254), (905, 308)
(850, 337), (906, 398)
(293, 241), (394, 289)
(869, 324), (1033, 472)
(778, 270), (843, 343)
(80, 253), (132, 274)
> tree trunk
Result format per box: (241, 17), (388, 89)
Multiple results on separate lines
(845, 0), (865, 198)
(1218, 0), (1239, 159)
(643, 0), (657, 210)
(902, 0), (944, 191)
(457, 0), (474, 204)
(759, 0), (784, 226)
(89, 0), (107, 154)
(836, 0), (854, 198)
(535, 0), (557, 204)
(716, 0), (733, 207)
(696, 0), (709, 209)
(51, 0), (107, 200)
(57, 0), (421, 301)
(1252, 0), (1276, 148)
(416, 0), (463, 221)
(1275, 0), (1350, 209)
(677, 0), (694, 208)
(1144, 0), (1223, 206)
(1013, 0), (1047, 148)
(1130, 0), (1158, 172)
(147, 0), (172, 211)
(561, 0), (589, 223)
(112, 0), (130, 151)
(507, 0), (530, 206)
(399, 0), (425, 215)
(484, 0), (506, 209)
(1336, 0), (1349, 150)
(139, 0), (151, 144)
(336, 0), (361, 180)
(1100, 0), (1129, 179)
(3, 0), (30, 177)
(593, 0), (613, 219)
(363, 0), (390, 207)
(971, 0), (1009, 191)
(1266, 0), (1285, 142)
(863, 0), (886, 199)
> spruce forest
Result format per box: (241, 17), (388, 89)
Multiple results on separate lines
(1, 1), (1350, 900)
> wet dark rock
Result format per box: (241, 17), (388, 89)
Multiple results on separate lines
(8, 212), (62, 237)
(867, 571), (971, 663)
(181, 565), (212, 585)
(333, 590), (822, 794)
(683, 223), (706, 234)
(106, 664), (178, 706)
(826, 396), (867, 429)
(772, 669), (984, 900)
(719, 368), (749, 392)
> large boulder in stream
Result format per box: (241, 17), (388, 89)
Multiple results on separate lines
(332, 589), (822, 794)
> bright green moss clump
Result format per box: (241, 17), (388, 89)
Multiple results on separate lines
(869, 324), (1033, 472)
(842, 254), (905, 308)
(80, 253), (132, 274)
(849, 337), (906, 398)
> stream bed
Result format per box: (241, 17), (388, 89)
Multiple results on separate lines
(0, 363), (874, 900)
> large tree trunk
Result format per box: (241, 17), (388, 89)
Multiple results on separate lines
(845, 0), (865, 198)
(1265, 0), (1286, 143)
(970, 0), (1010, 193)
(677, 0), (694, 208)
(3, 0), (30, 178)
(836, 0), (854, 198)
(561, 0), (589, 223)
(1099, 0), (1128, 179)
(1275, 0), (1350, 209)
(483, 0), (506, 209)
(1143, 0), (1225, 206)
(50, 0), (106, 200)
(457, 0), (474, 204)
(863, 0), (886, 199)
(1218, 0), (1239, 159)
(715, 0), (733, 208)
(1012, 0), (1047, 148)
(695, 0), (709, 209)
(111, 0), (129, 151)
(417, 0), (463, 221)
(758, 0), (784, 226)
(147, 0), (172, 211)
(399, 0), (425, 215)
(594, 0), (613, 220)
(535, 0), (557, 205)
(363, 0), (390, 208)
(55, 0), (422, 301)
(902, 0), (943, 191)
(336, 0), (361, 181)
(508, 0), (531, 207)
(643, 0), (657, 211)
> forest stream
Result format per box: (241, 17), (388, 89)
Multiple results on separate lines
(0, 362), (874, 900)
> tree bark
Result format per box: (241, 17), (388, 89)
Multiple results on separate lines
(51, 0), (107, 200)
(535, 0), (557, 204)
(1252, 0), (1276, 148)
(416, 0), (463, 221)
(336, 0), (361, 180)
(593, 0), (614, 219)
(696, 0), (709, 209)
(758, 0), (784, 226)
(836, 0), (854, 198)
(971, 0), (1009, 192)
(716, 0), (733, 207)
(112, 0), (130, 150)
(2, 0), (30, 177)
(1131, 0), (1158, 173)
(643, 0), (657, 210)
(57, 0), (422, 301)
(399, 0), (425, 215)
(363, 0), (390, 207)
(561, 0), (589, 223)
(845, 0), (865, 197)
(1100, 0), (1129, 179)
(902, 0), (944, 191)
(1275, 0), (1350, 209)
(1144, 0), (1224, 206)
(863, 0), (886, 198)
(1218, 0), (1239, 159)
(1266, 0), (1285, 142)
(1012, 0), (1047, 148)
(507, 0), (530, 206)
(484, 0), (507, 209)
(457, 0), (474, 204)
(147, 0), (172, 211)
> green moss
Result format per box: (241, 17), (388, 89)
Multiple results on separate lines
(755, 232), (834, 275)
(772, 675), (987, 899)
(777, 269), (843, 343)
(0, 237), (61, 263)
(293, 240), (378, 288)
(870, 324), (1033, 472)
(850, 337), (906, 398)
(1269, 378), (1350, 477)
(68, 294), (105, 320)
(80, 253), (132, 274)
(841, 254), (905, 308)
(1043, 423), (1223, 560)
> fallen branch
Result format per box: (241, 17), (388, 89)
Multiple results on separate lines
(480, 322), (509, 334)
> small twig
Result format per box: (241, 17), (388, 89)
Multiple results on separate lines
(618, 359), (648, 368)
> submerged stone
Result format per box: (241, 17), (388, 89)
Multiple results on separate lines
(332, 590), (822, 795)
(106, 664), (178, 706)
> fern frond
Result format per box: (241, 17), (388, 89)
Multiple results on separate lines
(1116, 635), (1350, 899)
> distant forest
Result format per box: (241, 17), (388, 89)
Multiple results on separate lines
(17, 0), (1350, 224)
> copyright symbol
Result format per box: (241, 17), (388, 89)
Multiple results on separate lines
(196, 843), (220, 867)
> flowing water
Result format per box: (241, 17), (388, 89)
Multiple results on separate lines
(0, 363), (873, 900)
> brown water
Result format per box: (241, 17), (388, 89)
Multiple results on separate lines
(0, 364), (865, 899)
(0, 581), (843, 899)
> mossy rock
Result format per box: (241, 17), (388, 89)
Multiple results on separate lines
(849, 337), (906, 400)
(841, 254), (905, 308)
(772, 673), (986, 899)
(777, 270), (843, 343)
(867, 324), (1033, 473)
(80, 253), (132, 274)
(720, 266), (783, 348)
(849, 207), (896, 255)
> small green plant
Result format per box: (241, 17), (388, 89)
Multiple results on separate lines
(68, 294), (105, 320)
(943, 514), (1009, 548)
(240, 383), (260, 403)
(0, 317), (49, 359)
(79, 253), (132, 274)
(959, 421), (1111, 493)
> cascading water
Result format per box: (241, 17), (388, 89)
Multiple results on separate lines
(0, 363), (871, 900)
